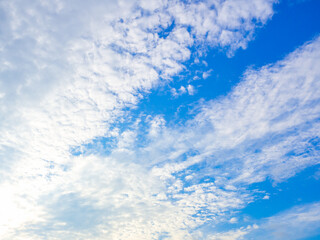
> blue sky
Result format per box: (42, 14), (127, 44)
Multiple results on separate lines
(0, 0), (320, 239)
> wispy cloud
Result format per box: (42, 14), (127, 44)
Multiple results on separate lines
(219, 201), (320, 240)
(151, 36), (320, 185)
(3, 0), (320, 239)
(208, 224), (258, 240)
(256, 201), (320, 240)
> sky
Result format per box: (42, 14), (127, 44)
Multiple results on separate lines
(0, 0), (320, 239)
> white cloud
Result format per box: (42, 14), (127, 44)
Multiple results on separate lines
(203, 69), (213, 79)
(147, 115), (166, 137)
(171, 84), (196, 97)
(209, 224), (258, 240)
(0, 0), (292, 239)
(171, 85), (187, 97)
(229, 217), (238, 223)
(187, 84), (196, 95)
(263, 195), (270, 200)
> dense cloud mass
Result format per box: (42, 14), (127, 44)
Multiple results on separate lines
(0, 0), (319, 239)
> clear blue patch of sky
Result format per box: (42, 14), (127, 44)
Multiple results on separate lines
(242, 164), (320, 219)
(303, 234), (320, 240)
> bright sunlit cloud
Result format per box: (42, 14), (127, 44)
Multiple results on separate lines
(0, 0), (320, 239)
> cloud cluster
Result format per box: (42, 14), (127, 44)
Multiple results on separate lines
(151, 36), (320, 186)
(25, 36), (319, 239)
(3, 0), (320, 239)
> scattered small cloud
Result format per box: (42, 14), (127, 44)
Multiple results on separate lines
(229, 217), (238, 224)
(187, 84), (196, 95)
(263, 195), (270, 200)
(203, 69), (213, 79)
